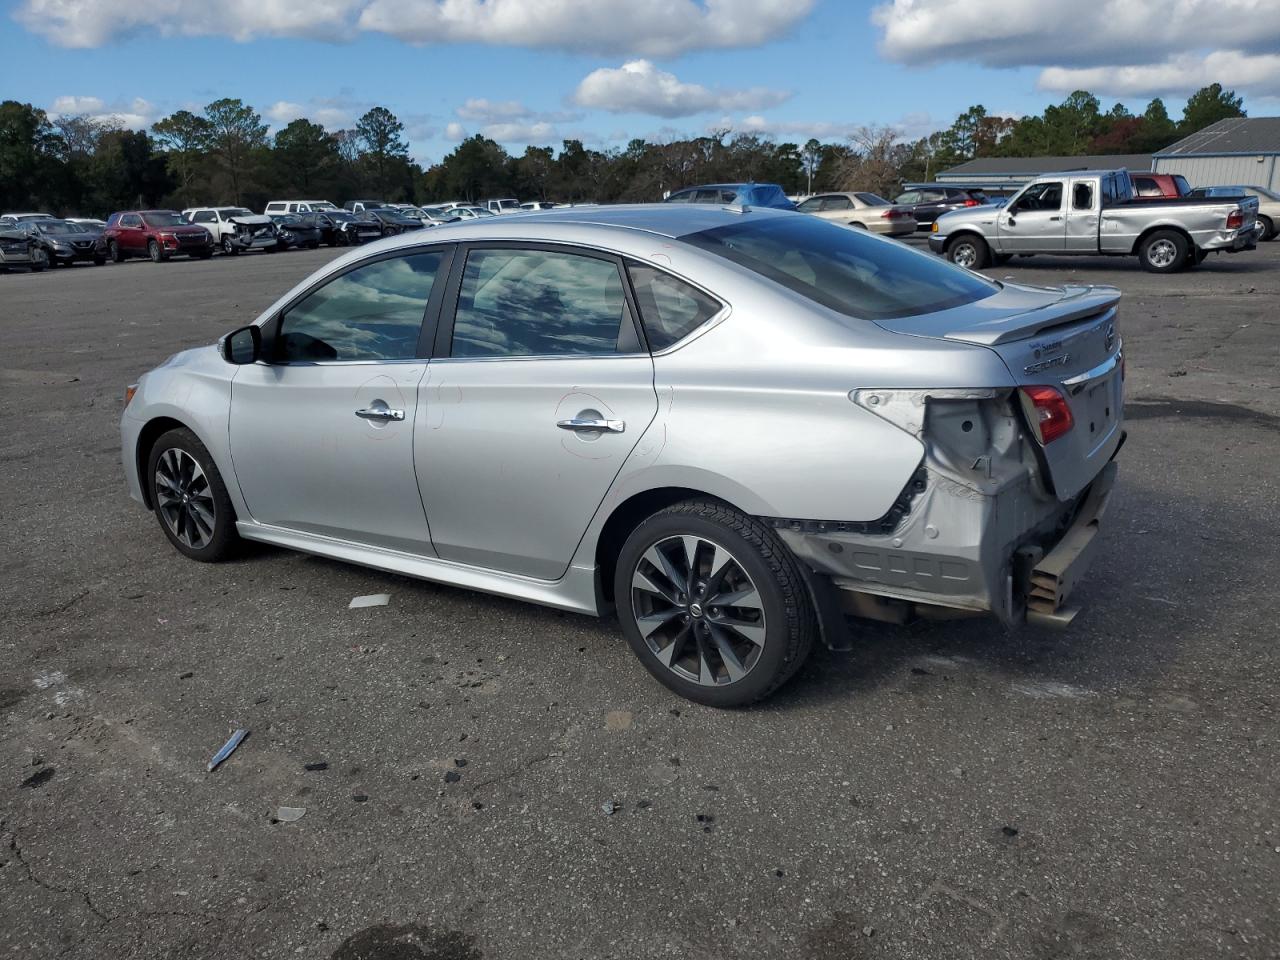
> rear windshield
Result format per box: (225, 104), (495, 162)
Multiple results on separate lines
(142, 212), (185, 227)
(855, 193), (889, 205)
(681, 215), (997, 321)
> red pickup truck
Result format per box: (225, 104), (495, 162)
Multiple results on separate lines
(1131, 173), (1191, 200)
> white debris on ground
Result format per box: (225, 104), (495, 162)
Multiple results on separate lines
(348, 594), (391, 609)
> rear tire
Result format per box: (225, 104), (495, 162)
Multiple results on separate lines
(146, 428), (239, 562)
(1139, 229), (1189, 273)
(93, 255), (106, 266)
(946, 234), (990, 270)
(849, 221), (867, 230)
(613, 499), (816, 707)
(1257, 215), (1275, 242)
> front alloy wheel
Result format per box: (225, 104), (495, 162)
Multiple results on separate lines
(155, 448), (215, 549)
(615, 500), (816, 706)
(147, 427), (238, 561)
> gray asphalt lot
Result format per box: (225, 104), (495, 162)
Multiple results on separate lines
(2, 239), (1278, 960)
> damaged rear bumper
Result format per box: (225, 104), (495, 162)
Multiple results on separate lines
(776, 443), (1121, 629)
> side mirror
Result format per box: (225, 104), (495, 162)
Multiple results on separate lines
(222, 325), (262, 365)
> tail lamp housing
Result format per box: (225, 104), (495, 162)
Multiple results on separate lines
(1019, 386), (1074, 445)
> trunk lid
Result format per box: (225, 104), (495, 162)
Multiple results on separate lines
(874, 282), (1123, 501)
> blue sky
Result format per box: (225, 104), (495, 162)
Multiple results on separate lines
(2, 0), (1277, 164)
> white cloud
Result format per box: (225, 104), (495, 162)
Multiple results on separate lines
(445, 121), (468, 140)
(479, 121), (560, 143)
(871, 0), (1280, 99)
(1040, 50), (1280, 99)
(17, 0), (814, 55)
(48, 95), (159, 129)
(872, 0), (1280, 68)
(455, 99), (580, 125)
(18, 0), (362, 47)
(266, 99), (359, 130)
(574, 60), (790, 118)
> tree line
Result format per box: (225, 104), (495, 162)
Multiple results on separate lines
(0, 84), (1247, 216)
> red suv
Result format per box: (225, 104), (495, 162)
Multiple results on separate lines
(104, 210), (214, 262)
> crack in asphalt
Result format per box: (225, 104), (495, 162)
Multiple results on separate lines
(3, 820), (112, 925)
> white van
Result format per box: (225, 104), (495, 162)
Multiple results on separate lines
(263, 200), (338, 216)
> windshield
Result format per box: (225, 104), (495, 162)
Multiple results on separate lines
(142, 212), (185, 227)
(311, 202), (338, 210)
(38, 221), (80, 235)
(681, 214), (997, 321)
(327, 211), (356, 222)
(225, 208), (255, 217)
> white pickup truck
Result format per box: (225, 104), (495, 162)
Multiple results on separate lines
(930, 169), (1260, 273)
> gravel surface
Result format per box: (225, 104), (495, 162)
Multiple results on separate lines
(2, 241), (1278, 959)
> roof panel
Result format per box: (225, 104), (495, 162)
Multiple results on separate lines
(1157, 117), (1280, 156)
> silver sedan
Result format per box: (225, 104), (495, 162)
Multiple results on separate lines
(121, 206), (1124, 705)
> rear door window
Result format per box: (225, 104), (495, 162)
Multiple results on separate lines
(821, 196), (853, 211)
(277, 251), (446, 362)
(449, 248), (637, 359)
(1073, 182), (1095, 209)
(627, 263), (723, 350)
(681, 215), (995, 321)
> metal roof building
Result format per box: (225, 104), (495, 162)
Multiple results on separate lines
(934, 154), (1152, 193)
(1153, 117), (1280, 191)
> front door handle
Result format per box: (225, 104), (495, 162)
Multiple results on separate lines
(1049, 215), (1062, 221)
(355, 403), (405, 422)
(557, 418), (625, 433)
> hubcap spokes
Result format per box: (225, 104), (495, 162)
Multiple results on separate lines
(955, 244), (975, 267)
(631, 535), (766, 686)
(1150, 239), (1176, 267)
(155, 449), (215, 549)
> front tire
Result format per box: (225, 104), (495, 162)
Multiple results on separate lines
(147, 239), (166, 263)
(146, 428), (238, 562)
(946, 234), (989, 270)
(222, 236), (239, 256)
(1257, 215), (1275, 242)
(109, 240), (123, 263)
(614, 500), (816, 706)
(1139, 229), (1189, 273)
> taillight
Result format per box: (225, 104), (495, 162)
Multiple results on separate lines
(964, 198), (980, 206)
(1226, 209), (1243, 229)
(1019, 386), (1074, 445)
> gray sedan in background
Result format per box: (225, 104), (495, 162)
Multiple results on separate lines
(120, 206), (1123, 705)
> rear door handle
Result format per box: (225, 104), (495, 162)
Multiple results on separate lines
(355, 404), (405, 422)
(557, 418), (625, 433)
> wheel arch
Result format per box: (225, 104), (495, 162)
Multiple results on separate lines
(134, 416), (192, 509)
(945, 229), (986, 250)
(1131, 223), (1193, 256)
(594, 486), (749, 607)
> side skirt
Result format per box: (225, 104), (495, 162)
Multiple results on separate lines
(235, 521), (602, 616)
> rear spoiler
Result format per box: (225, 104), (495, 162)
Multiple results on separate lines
(944, 289), (1120, 346)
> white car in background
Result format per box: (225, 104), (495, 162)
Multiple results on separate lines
(182, 207), (279, 256)
(264, 200), (338, 216)
(519, 201), (558, 211)
(485, 198), (522, 214)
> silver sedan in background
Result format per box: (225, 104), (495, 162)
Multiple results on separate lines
(795, 191), (918, 236)
(120, 206), (1123, 706)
